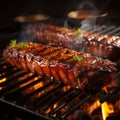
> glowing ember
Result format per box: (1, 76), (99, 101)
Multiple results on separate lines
(100, 78), (120, 120)
(87, 82), (119, 120)
(53, 103), (58, 117)
(87, 99), (100, 115)
(0, 78), (6, 90)
(17, 73), (33, 81)
(88, 98), (115, 120)
(0, 78), (6, 83)
(62, 85), (71, 92)
(20, 75), (44, 95)
(101, 102), (114, 120)
(45, 102), (58, 115)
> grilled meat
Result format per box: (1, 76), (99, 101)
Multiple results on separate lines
(25, 23), (120, 61)
(3, 42), (117, 90)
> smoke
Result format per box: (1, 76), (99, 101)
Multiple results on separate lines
(80, 17), (97, 30)
(64, 0), (107, 30)
(77, 0), (98, 15)
(78, 1), (97, 29)
(17, 24), (37, 43)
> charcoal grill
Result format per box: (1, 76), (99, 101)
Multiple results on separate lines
(0, 21), (120, 120)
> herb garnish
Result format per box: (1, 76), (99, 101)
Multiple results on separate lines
(19, 42), (28, 48)
(73, 54), (84, 62)
(9, 39), (17, 47)
(75, 28), (82, 35)
(9, 40), (28, 48)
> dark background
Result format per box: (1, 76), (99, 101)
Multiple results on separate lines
(0, 0), (120, 30)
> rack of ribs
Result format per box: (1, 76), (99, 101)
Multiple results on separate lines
(25, 23), (120, 61)
(3, 41), (117, 91)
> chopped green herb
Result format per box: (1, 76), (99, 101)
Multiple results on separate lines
(9, 40), (28, 48)
(73, 54), (84, 62)
(19, 42), (28, 48)
(9, 39), (17, 47)
(75, 28), (82, 35)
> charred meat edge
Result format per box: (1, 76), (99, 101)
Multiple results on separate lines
(3, 42), (117, 90)
(25, 23), (120, 61)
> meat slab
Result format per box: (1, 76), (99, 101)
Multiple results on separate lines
(3, 42), (117, 91)
(25, 23), (120, 61)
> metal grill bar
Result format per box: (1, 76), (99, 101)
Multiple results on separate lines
(39, 88), (74, 112)
(106, 27), (120, 35)
(0, 64), (14, 73)
(29, 82), (63, 105)
(94, 26), (116, 34)
(0, 98), (53, 120)
(113, 31), (120, 36)
(86, 25), (105, 33)
(61, 94), (92, 119)
(49, 90), (82, 115)
(17, 80), (58, 105)
(3, 75), (40, 100)
(0, 70), (27, 87)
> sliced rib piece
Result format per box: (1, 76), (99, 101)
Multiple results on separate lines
(3, 42), (117, 91)
(25, 23), (120, 61)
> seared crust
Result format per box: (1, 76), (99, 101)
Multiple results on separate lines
(25, 23), (120, 61)
(3, 42), (117, 90)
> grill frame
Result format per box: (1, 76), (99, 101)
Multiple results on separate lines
(0, 23), (120, 120)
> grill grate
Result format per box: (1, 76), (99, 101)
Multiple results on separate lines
(0, 23), (120, 120)
(0, 60), (93, 119)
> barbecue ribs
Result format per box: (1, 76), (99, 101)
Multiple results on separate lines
(3, 41), (117, 91)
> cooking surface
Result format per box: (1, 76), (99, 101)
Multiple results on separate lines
(0, 31), (93, 119)
(0, 22), (120, 120)
(0, 0), (120, 119)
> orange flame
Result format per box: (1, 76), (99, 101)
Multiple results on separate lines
(0, 78), (6, 83)
(62, 85), (71, 92)
(88, 99), (115, 120)
(87, 99), (101, 115)
(101, 102), (114, 120)
(45, 102), (58, 115)
(100, 82), (116, 120)
(0, 78), (6, 90)
(87, 85), (115, 120)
